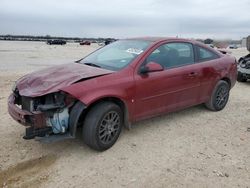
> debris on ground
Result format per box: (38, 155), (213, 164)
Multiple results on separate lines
(213, 170), (229, 178)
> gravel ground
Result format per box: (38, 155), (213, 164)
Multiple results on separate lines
(0, 41), (249, 188)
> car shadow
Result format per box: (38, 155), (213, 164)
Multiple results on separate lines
(238, 80), (250, 85)
(130, 104), (207, 131)
(41, 104), (209, 155)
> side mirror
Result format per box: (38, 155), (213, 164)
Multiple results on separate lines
(140, 62), (164, 74)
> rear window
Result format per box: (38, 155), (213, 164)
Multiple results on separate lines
(196, 46), (219, 62)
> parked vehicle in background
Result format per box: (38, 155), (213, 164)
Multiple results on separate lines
(98, 42), (105, 46)
(8, 37), (237, 151)
(47, 39), (66, 45)
(105, 39), (116, 45)
(80, 41), (91, 45)
(237, 36), (250, 82)
(228, 44), (238, 49)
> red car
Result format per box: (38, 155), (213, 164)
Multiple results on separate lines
(80, 41), (91, 45)
(8, 37), (237, 151)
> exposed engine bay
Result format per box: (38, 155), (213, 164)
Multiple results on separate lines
(46, 108), (69, 134)
(12, 88), (75, 138)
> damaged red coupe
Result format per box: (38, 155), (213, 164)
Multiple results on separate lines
(8, 37), (237, 151)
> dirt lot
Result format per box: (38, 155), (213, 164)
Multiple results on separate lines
(0, 41), (250, 188)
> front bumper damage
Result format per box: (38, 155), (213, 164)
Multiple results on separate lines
(238, 66), (250, 76)
(238, 54), (250, 77)
(8, 92), (85, 142)
(8, 94), (53, 139)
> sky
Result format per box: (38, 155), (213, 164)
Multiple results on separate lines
(0, 0), (249, 39)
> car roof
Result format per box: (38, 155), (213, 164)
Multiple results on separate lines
(125, 37), (194, 43)
(124, 37), (223, 57)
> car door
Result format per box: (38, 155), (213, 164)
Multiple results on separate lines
(134, 42), (201, 120)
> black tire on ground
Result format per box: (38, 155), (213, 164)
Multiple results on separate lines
(83, 102), (123, 151)
(205, 80), (230, 111)
(237, 72), (247, 82)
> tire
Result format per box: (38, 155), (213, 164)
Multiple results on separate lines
(237, 72), (247, 82)
(205, 80), (230, 111)
(83, 102), (123, 151)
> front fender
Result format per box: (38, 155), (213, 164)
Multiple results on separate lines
(61, 69), (136, 122)
(66, 87), (134, 120)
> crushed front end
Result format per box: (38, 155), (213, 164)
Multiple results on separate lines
(8, 88), (75, 140)
(237, 53), (250, 80)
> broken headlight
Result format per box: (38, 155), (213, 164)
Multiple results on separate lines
(240, 60), (250, 69)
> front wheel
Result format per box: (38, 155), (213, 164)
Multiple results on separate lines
(83, 102), (123, 151)
(205, 80), (230, 111)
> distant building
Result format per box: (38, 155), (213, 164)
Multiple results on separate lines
(242, 37), (247, 48)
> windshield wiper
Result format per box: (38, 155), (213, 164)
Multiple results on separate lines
(84, 62), (101, 68)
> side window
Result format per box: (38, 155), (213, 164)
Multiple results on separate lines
(146, 42), (194, 69)
(197, 46), (219, 61)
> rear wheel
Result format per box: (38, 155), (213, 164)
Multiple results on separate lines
(237, 72), (247, 82)
(205, 80), (230, 111)
(83, 102), (123, 151)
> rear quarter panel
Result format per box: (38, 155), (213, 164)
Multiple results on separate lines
(212, 55), (237, 90)
(197, 54), (237, 102)
(220, 55), (237, 88)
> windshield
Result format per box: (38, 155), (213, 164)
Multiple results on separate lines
(80, 40), (152, 71)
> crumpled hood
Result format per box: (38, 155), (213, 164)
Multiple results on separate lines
(16, 63), (113, 97)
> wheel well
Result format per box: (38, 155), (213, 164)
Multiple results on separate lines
(88, 97), (125, 111)
(221, 77), (231, 88)
(76, 97), (130, 129)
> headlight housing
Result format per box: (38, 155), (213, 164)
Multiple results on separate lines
(246, 61), (250, 69)
(240, 63), (246, 68)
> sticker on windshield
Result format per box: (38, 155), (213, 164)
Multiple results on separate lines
(126, 48), (143, 55)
